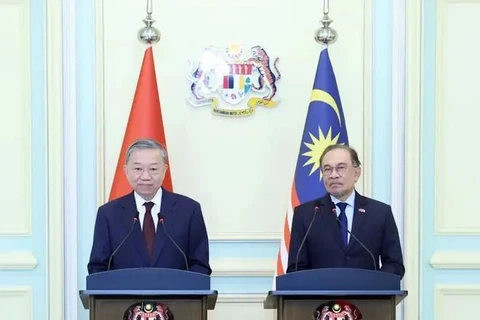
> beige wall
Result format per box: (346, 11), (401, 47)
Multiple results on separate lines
(98, 0), (372, 240)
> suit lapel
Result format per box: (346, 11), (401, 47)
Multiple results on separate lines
(318, 195), (345, 250)
(150, 189), (177, 266)
(347, 191), (368, 251)
(119, 192), (150, 265)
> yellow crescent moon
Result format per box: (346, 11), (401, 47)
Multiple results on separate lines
(310, 89), (342, 125)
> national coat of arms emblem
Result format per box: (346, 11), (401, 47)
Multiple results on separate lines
(313, 301), (362, 320)
(123, 301), (173, 320)
(187, 44), (281, 117)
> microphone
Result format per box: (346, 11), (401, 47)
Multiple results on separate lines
(295, 205), (320, 272)
(333, 207), (377, 271)
(159, 216), (189, 271)
(107, 213), (139, 271)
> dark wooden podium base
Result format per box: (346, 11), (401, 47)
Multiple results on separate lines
(89, 296), (208, 320)
(278, 297), (396, 320)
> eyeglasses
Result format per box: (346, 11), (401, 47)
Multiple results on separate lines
(322, 164), (357, 176)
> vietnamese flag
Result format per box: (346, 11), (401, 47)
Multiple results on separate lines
(108, 46), (173, 201)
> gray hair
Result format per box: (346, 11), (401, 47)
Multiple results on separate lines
(125, 139), (168, 164)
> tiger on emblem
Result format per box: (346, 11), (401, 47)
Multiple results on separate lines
(245, 45), (281, 101)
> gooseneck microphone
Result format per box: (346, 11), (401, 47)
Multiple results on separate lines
(333, 208), (377, 271)
(159, 216), (189, 271)
(295, 205), (320, 272)
(107, 213), (139, 271)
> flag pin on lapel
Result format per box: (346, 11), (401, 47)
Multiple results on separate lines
(358, 208), (366, 213)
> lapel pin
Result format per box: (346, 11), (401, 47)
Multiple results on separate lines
(358, 208), (366, 213)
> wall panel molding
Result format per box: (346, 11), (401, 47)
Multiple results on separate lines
(211, 258), (276, 277)
(62, 0), (78, 318)
(444, 0), (480, 3)
(46, 0), (65, 318)
(430, 252), (480, 269)
(390, 0), (406, 251)
(95, 0), (106, 206)
(216, 293), (265, 303)
(209, 293), (275, 320)
(404, 0), (423, 318)
(434, 0), (480, 235)
(0, 0), (32, 236)
(435, 285), (480, 320)
(0, 252), (37, 270)
(0, 286), (32, 317)
(361, 0), (373, 197)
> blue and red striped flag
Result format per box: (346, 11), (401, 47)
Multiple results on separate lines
(275, 47), (349, 277)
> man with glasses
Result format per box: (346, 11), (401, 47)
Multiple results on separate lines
(286, 145), (404, 278)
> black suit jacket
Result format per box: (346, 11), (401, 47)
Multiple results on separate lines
(87, 189), (211, 275)
(286, 192), (405, 278)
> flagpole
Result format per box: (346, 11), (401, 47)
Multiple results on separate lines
(147, 0), (152, 14)
(315, 0), (337, 45)
(138, 0), (161, 45)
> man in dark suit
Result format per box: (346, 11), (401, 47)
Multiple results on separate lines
(88, 139), (211, 275)
(286, 145), (404, 278)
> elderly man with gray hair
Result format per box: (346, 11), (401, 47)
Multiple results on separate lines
(88, 138), (211, 275)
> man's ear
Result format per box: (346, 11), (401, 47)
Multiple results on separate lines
(354, 166), (361, 182)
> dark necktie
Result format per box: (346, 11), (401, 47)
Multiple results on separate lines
(143, 201), (155, 258)
(337, 202), (348, 246)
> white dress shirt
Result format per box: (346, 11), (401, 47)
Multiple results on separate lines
(134, 188), (163, 231)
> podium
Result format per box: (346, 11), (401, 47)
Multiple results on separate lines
(264, 268), (407, 320)
(79, 268), (217, 320)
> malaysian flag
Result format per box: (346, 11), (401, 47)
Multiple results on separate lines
(275, 47), (349, 278)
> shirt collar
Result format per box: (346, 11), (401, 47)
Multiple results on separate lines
(330, 191), (355, 208)
(134, 187), (163, 208)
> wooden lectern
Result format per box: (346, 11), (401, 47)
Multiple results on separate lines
(79, 268), (217, 320)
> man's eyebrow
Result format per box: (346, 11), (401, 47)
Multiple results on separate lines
(323, 162), (348, 167)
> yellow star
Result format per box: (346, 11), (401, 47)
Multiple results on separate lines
(302, 127), (341, 179)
